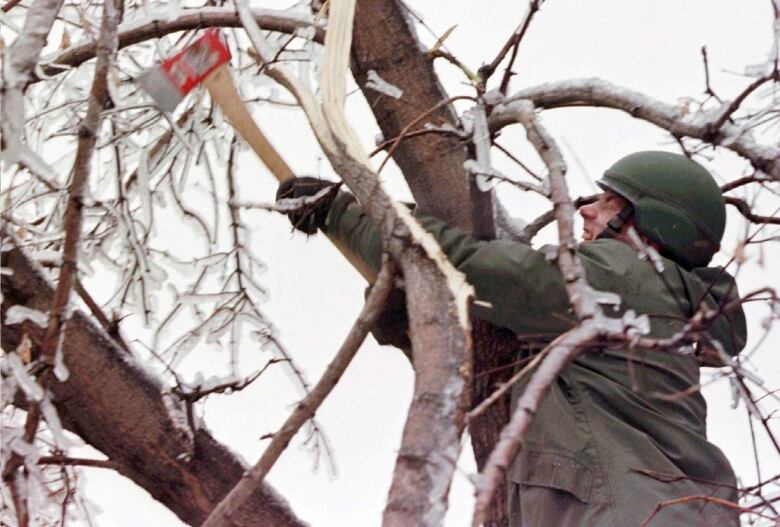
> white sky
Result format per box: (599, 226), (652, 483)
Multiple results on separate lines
(12, 0), (777, 525)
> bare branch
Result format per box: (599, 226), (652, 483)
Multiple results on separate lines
(479, 0), (545, 93)
(473, 103), (607, 524)
(202, 260), (396, 527)
(639, 495), (774, 527)
(377, 95), (476, 174)
(726, 196), (780, 225)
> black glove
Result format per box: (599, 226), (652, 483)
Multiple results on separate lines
(276, 177), (341, 234)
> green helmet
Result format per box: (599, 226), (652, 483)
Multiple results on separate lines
(597, 151), (726, 268)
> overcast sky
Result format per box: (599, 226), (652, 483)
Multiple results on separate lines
(28, 0), (778, 525)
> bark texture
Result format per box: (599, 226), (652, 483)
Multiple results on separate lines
(351, 0), (473, 230)
(350, 2), (513, 524)
(1, 242), (307, 527)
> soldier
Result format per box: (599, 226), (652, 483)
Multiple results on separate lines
(278, 151), (746, 526)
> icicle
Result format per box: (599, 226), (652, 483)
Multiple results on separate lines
(5, 353), (44, 402)
(53, 320), (69, 382)
(39, 395), (73, 448)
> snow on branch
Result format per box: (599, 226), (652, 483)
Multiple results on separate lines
(1, 0), (63, 178)
(33, 7), (325, 83)
(225, 2), (475, 526)
(490, 78), (780, 180)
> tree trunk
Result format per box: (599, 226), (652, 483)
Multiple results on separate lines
(351, 0), (473, 230)
(1, 242), (307, 527)
(350, 2), (515, 524)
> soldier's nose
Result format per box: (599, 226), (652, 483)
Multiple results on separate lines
(580, 203), (596, 220)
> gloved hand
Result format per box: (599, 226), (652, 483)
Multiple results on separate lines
(276, 177), (341, 234)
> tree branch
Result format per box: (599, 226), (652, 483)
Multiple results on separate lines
(236, 5), (475, 526)
(1, 0), (64, 176)
(726, 196), (780, 225)
(32, 7), (325, 83)
(479, 0), (544, 94)
(491, 79), (780, 179)
(202, 260), (396, 527)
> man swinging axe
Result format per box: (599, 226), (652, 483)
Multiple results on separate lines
(277, 151), (747, 527)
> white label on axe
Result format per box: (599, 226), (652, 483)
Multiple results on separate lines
(138, 30), (231, 112)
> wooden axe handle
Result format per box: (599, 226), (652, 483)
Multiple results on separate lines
(202, 64), (377, 283)
(203, 65), (295, 183)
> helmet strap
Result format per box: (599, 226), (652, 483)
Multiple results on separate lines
(596, 204), (634, 240)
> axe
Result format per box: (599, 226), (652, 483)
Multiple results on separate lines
(138, 30), (375, 282)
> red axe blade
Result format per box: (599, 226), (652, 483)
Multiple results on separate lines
(138, 30), (231, 112)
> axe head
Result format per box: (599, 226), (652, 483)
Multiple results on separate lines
(138, 30), (231, 112)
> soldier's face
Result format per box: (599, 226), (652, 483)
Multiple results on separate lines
(579, 191), (629, 241)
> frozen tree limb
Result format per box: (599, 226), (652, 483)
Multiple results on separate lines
(236, 3), (475, 526)
(491, 79), (780, 179)
(1, 237), (308, 527)
(201, 260), (395, 527)
(0, 0), (63, 176)
(32, 8), (325, 82)
(2, 1), (122, 516)
(43, 0), (120, 364)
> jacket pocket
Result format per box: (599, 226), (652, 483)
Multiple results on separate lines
(508, 449), (594, 504)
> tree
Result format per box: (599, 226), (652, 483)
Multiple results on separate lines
(1, 0), (778, 526)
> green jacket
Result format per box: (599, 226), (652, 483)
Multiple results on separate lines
(326, 193), (747, 527)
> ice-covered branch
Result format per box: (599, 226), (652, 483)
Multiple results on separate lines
(43, 0), (121, 360)
(491, 78), (780, 179)
(1, 0), (63, 177)
(234, 3), (475, 526)
(202, 260), (396, 527)
(32, 7), (324, 83)
(1, 5), (123, 522)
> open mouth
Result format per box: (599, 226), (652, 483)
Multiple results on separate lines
(582, 228), (593, 241)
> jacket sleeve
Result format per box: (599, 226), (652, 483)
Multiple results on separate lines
(325, 193), (575, 337)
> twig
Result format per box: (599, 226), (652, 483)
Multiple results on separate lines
(1, 0), (23, 12)
(708, 74), (773, 139)
(479, 0), (544, 92)
(201, 260), (395, 527)
(467, 347), (547, 422)
(32, 8), (325, 83)
(428, 49), (479, 83)
(493, 140), (543, 181)
(700, 46), (722, 102)
(369, 126), (465, 157)
(638, 495), (773, 527)
(721, 174), (772, 192)
(73, 278), (132, 354)
(519, 194), (597, 243)
(726, 196), (780, 225)
(38, 455), (119, 470)
(174, 359), (286, 403)
(630, 468), (737, 491)
(377, 95), (476, 174)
